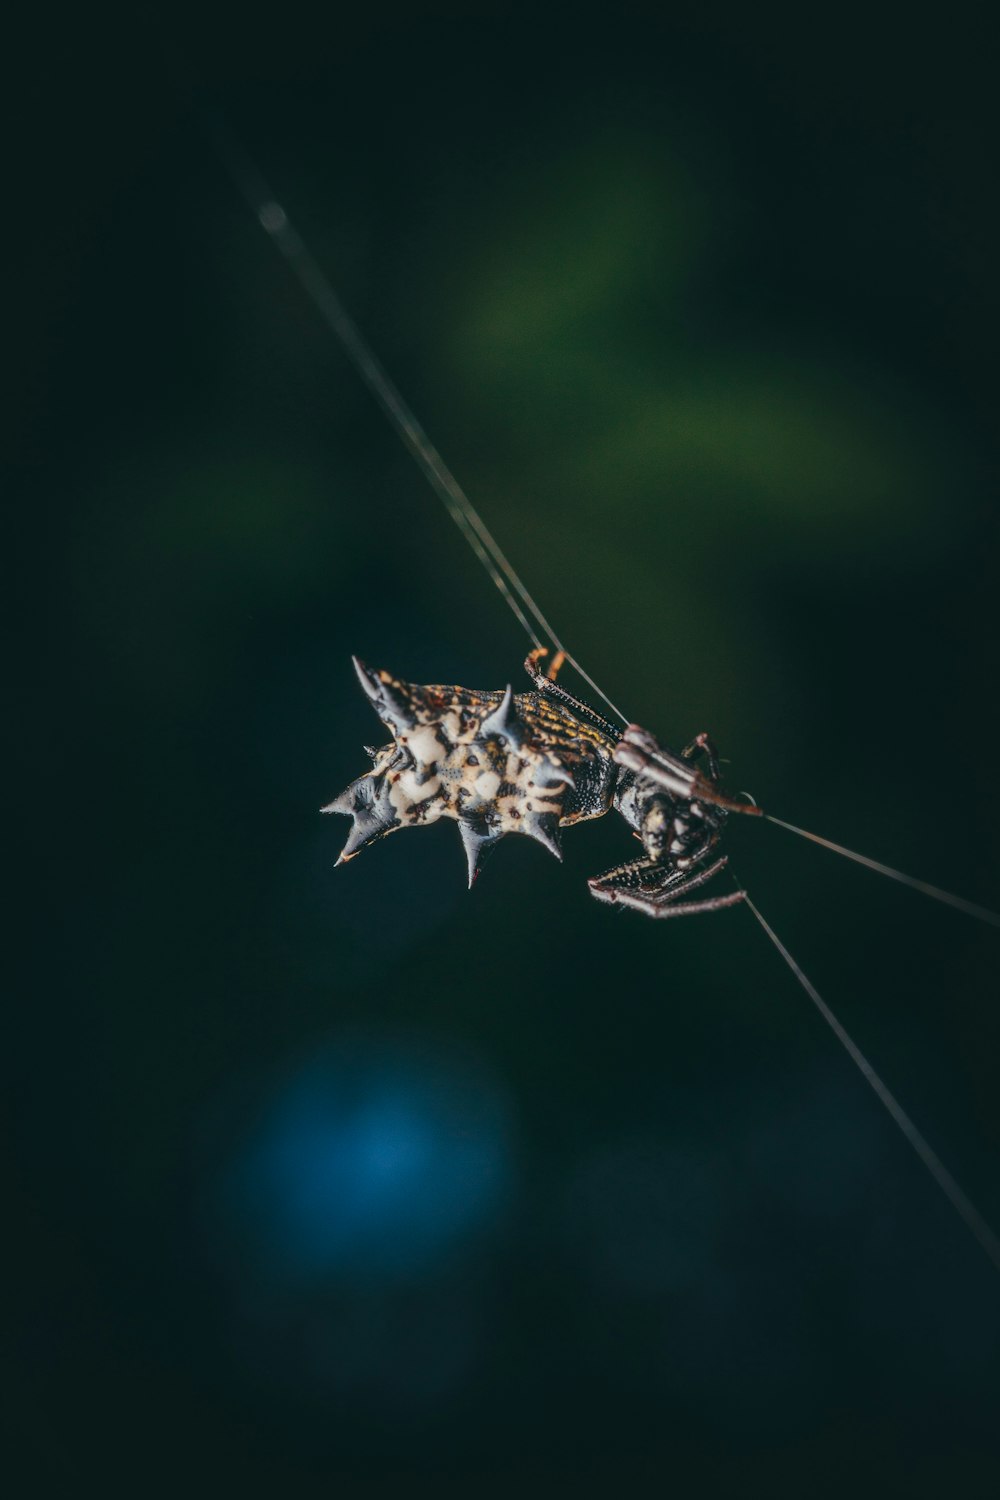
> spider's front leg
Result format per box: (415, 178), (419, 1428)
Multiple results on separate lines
(615, 725), (761, 818)
(588, 851), (745, 919)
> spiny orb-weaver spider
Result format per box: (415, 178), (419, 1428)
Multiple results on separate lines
(325, 648), (762, 918)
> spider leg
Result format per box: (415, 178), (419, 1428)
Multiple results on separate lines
(526, 646), (566, 682)
(609, 856), (745, 919)
(521, 653), (620, 740)
(590, 829), (718, 898)
(626, 888), (746, 919)
(681, 731), (722, 784)
(615, 725), (700, 799)
(616, 724), (760, 817)
(588, 850), (743, 918)
(588, 855), (667, 904)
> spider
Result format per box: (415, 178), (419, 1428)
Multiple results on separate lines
(203, 105), (1000, 1273)
(324, 648), (761, 918)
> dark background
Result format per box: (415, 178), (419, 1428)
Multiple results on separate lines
(12, 7), (1000, 1495)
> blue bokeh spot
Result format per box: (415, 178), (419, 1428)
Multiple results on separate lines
(225, 1038), (512, 1282)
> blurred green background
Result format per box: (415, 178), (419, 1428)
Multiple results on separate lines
(12, 7), (1000, 1495)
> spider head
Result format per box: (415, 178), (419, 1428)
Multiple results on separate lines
(617, 778), (727, 864)
(612, 724), (761, 845)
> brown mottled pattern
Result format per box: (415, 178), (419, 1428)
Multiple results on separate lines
(324, 664), (622, 879)
(394, 676), (619, 828)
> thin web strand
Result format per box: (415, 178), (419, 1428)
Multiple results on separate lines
(767, 815), (1000, 929)
(742, 888), (1000, 1275)
(209, 121), (629, 727)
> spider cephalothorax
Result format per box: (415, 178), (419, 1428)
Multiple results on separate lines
(324, 652), (761, 917)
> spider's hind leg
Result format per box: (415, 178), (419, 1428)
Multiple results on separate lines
(526, 646), (566, 682)
(522, 651), (620, 740)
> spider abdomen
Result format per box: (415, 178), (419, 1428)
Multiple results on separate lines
(323, 658), (619, 885)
